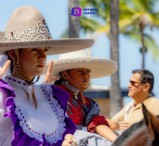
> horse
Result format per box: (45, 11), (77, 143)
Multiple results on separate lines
(112, 103), (159, 146)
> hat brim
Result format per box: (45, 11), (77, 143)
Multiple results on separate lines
(0, 38), (94, 55)
(46, 58), (117, 79)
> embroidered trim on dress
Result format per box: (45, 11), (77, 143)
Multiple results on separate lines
(9, 81), (66, 144)
(4, 19), (52, 42)
(6, 76), (28, 86)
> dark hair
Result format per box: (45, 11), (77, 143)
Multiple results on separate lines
(6, 50), (40, 84)
(54, 71), (68, 85)
(54, 77), (65, 85)
(6, 52), (14, 73)
(132, 69), (154, 93)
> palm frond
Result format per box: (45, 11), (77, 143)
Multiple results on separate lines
(96, 24), (110, 34)
(144, 34), (159, 58)
(79, 0), (159, 59)
(80, 16), (103, 32)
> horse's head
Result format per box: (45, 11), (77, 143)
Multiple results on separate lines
(112, 103), (159, 146)
(142, 103), (159, 145)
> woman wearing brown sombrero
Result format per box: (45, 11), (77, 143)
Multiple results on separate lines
(0, 6), (94, 146)
(45, 49), (118, 145)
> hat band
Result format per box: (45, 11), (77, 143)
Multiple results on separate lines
(3, 19), (52, 42)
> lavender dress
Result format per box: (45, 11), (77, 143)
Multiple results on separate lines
(0, 75), (76, 146)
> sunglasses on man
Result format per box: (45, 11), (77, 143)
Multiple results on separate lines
(129, 80), (142, 87)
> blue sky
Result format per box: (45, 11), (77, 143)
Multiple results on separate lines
(1, 0), (159, 98)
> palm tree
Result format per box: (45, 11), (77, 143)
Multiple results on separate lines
(118, 0), (159, 68)
(68, 0), (80, 37)
(109, 0), (121, 116)
(80, 0), (159, 58)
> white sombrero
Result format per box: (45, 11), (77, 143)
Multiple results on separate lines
(0, 6), (94, 55)
(46, 49), (118, 79)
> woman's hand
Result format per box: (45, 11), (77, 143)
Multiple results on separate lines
(0, 60), (10, 79)
(43, 61), (59, 83)
(62, 134), (78, 146)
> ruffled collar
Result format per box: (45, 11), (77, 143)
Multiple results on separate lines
(62, 81), (79, 93)
(4, 75), (66, 144)
(61, 81), (80, 100)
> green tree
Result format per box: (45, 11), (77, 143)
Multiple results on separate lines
(118, 0), (159, 68)
(82, 0), (159, 66)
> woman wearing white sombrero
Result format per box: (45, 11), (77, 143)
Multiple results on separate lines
(0, 6), (94, 146)
(45, 49), (119, 146)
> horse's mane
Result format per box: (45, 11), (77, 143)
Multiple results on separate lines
(112, 104), (159, 146)
(122, 126), (152, 146)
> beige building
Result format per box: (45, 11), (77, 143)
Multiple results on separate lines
(0, 31), (3, 40)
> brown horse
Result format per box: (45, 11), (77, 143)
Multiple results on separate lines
(112, 104), (159, 146)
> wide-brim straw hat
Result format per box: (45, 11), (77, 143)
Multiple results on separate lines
(46, 49), (118, 79)
(0, 6), (94, 55)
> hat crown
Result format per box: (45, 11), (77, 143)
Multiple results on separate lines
(0, 6), (94, 55)
(3, 6), (52, 42)
(51, 49), (117, 78)
(59, 49), (91, 59)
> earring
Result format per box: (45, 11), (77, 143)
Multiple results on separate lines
(74, 92), (78, 100)
(65, 80), (68, 84)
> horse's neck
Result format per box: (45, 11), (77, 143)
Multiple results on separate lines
(112, 120), (144, 146)
(112, 116), (159, 146)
